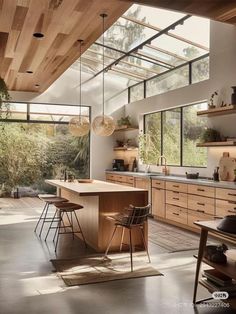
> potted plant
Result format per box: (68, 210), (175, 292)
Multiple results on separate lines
(201, 128), (222, 143)
(0, 77), (10, 118)
(117, 115), (132, 129)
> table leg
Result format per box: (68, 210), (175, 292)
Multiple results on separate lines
(193, 228), (208, 304)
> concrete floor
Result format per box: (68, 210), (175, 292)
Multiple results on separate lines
(0, 200), (235, 314)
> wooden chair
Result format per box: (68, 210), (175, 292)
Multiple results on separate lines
(104, 204), (151, 271)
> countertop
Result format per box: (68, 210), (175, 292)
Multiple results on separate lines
(105, 170), (236, 189)
(45, 179), (148, 195)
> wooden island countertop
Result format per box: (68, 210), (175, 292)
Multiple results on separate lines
(45, 179), (148, 252)
(45, 179), (147, 196)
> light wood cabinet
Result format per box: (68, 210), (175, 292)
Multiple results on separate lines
(166, 181), (187, 193)
(152, 187), (165, 218)
(188, 184), (215, 198)
(152, 179), (165, 189)
(166, 190), (188, 208)
(216, 188), (236, 202)
(166, 204), (187, 225)
(187, 210), (213, 229)
(134, 177), (149, 190)
(188, 194), (215, 216)
(216, 199), (236, 217)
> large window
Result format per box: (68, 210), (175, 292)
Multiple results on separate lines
(0, 102), (91, 195)
(144, 102), (207, 167)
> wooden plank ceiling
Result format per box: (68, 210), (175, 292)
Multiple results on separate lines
(122, 0), (236, 24)
(0, 0), (131, 92)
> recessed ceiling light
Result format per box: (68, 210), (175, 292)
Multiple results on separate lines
(33, 32), (44, 39)
(35, 84), (40, 88)
(26, 70), (33, 74)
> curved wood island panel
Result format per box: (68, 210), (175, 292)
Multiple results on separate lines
(45, 180), (148, 253)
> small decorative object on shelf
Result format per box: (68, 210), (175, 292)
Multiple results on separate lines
(204, 243), (228, 264)
(213, 166), (219, 181)
(117, 115), (132, 128)
(231, 86), (236, 105)
(201, 128), (221, 142)
(208, 91), (218, 109)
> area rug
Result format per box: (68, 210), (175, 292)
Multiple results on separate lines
(51, 253), (162, 286)
(148, 219), (214, 252)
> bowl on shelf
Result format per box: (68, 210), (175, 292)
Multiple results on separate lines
(185, 172), (199, 179)
(77, 179), (94, 183)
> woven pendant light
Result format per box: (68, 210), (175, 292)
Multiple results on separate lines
(69, 39), (90, 137)
(92, 14), (115, 137)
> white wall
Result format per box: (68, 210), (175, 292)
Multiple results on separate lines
(9, 20), (236, 179)
(124, 20), (236, 178)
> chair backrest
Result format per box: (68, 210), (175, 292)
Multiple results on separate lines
(124, 204), (151, 226)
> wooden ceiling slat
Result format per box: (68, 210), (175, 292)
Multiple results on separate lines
(5, 30), (20, 58)
(0, 0), (17, 32)
(12, 5), (28, 31)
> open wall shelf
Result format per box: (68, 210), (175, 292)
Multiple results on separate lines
(197, 105), (236, 117)
(114, 127), (139, 132)
(197, 141), (236, 147)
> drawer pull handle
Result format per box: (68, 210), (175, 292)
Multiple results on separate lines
(197, 202), (205, 206)
(173, 185), (179, 188)
(173, 212), (179, 216)
(173, 197), (179, 200)
(228, 200), (236, 204)
(197, 188), (205, 192)
(173, 191), (179, 194)
(154, 187), (161, 191)
(228, 210), (236, 213)
(197, 209), (205, 213)
(228, 193), (236, 197)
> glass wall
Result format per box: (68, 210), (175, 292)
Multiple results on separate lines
(144, 102), (207, 167)
(0, 102), (90, 196)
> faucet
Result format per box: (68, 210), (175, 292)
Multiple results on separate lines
(157, 155), (169, 175)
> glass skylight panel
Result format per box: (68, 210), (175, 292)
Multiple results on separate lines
(123, 4), (185, 29)
(97, 18), (156, 52)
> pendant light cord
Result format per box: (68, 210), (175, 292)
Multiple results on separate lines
(102, 14), (106, 117)
(79, 40), (82, 119)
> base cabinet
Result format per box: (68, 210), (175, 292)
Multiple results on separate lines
(152, 187), (165, 218)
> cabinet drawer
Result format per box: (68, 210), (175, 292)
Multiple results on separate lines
(187, 210), (214, 229)
(188, 195), (215, 215)
(106, 174), (115, 181)
(152, 179), (165, 189)
(126, 176), (134, 185)
(166, 204), (187, 225)
(166, 181), (187, 193)
(216, 188), (236, 202)
(115, 175), (126, 183)
(188, 184), (215, 198)
(152, 187), (165, 218)
(166, 190), (187, 208)
(216, 199), (236, 217)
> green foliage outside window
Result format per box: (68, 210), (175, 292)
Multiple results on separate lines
(144, 102), (207, 167)
(0, 123), (90, 195)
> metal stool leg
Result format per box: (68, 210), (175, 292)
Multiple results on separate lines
(74, 211), (87, 247)
(120, 227), (125, 252)
(129, 228), (133, 272)
(104, 225), (118, 259)
(70, 211), (74, 240)
(55, 211), (63, 252)
(39, 203), (49, 238)
(44, 209), (57, 241)
(139, 226), (151, 263)
(34, 202), (47, 233)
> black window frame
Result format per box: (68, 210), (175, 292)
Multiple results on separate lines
(144, 102), (207, 168)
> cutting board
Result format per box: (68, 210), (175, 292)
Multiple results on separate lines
(219, 153), (236, 181)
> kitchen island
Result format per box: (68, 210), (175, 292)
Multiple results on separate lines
(45, 180), (148, 252)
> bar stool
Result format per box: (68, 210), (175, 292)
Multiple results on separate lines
(103, 204), (151, 272)
(34, 194), (68, 238)
(47, 202), (87, 252)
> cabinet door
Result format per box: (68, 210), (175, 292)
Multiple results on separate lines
(134, 177), (149, 190)
(152, 187), (165, 218)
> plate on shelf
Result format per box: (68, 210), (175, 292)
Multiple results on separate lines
(78, 179), (93, 183)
